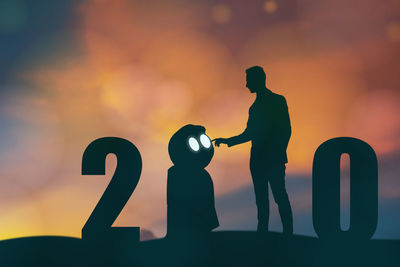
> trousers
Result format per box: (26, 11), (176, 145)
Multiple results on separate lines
(250, 154), (293, 234)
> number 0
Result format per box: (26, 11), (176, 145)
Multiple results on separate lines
(312, 137), (378, 240)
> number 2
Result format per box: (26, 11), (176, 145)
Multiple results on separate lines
(81, 137), (142, 241)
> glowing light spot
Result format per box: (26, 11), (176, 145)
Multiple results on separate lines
(212, 4), (232, 24)
(386, 22), (400, 42)
(263, 0), (278, 14)
(200, 134), (211, 148)
(101, 86), (126, 111)
(188, 137), (200, 152)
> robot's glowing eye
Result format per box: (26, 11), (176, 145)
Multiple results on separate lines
(188, 137), (200, 152)
(200, 134), (211, 148)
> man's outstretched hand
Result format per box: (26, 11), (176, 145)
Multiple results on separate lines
(212, 138), (228, 147)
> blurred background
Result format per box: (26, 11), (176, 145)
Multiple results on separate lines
(0, 0), (399, 241)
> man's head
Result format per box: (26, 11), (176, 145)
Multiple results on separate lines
(246, 66), (266, 93)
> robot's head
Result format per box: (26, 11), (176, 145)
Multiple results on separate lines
(168, 124), (214, 169)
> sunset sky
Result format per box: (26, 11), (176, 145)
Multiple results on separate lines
(1, 0), (400, 240)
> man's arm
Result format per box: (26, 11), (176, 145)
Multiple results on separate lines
(214, 104), (254, 147)
(280, 96), (291, 151)
(225, 128), (252, 147)
(214, 124), (252, 147)
(213, 132), (249, 147)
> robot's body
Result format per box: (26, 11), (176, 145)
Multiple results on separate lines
(166, 124), (219, 237)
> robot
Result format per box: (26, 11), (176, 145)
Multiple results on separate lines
(166, 124), (219, 238)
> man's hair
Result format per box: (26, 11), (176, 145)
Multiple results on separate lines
(246, 66), (266, 82)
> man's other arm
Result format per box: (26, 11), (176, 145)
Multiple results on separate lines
(280, 96), (291, 151)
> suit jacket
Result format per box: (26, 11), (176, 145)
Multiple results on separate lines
(228, 89), (291, 163)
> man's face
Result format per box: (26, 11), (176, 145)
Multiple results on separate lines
(246, 74), (256, 93)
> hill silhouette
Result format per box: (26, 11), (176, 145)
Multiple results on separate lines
(0, 231), (398, 266)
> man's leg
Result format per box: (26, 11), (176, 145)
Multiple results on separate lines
(250, 158), (269, 231)
(268, 163), (293, 235)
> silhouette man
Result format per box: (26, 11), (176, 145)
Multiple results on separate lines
(167, 124), (219, 238)
(214, 66), (293, 234)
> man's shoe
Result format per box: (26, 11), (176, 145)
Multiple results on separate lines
(257, 223), (268, 232)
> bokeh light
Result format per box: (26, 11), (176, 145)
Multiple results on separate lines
(264, 0), (278, 14)
(386, 21), (400, 42)
(212, 4), (232, 24)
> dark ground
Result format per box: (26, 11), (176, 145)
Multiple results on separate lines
(0, 231), (399, 267)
